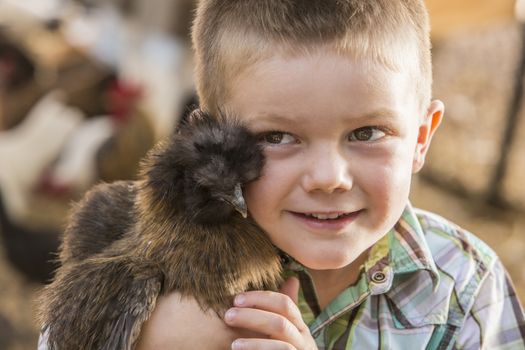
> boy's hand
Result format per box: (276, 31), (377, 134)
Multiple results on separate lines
(224, 277), (317, 350)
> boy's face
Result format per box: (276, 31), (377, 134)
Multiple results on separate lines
(224, 51), (442, 270)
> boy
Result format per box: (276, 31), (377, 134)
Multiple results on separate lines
(43, 0), (525, 349)
(136, 0), (525, 349)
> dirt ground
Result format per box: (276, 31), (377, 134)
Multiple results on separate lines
(0, 176), (523, 349)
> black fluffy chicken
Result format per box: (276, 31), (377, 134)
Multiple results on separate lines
(38, 109), (283, 350)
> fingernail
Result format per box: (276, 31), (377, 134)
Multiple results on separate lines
(234, 294), (245, 306)
(225, 309), (237, 322)
(232, 339), (244, 350)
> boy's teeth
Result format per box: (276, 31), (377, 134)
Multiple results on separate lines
(307, 213), (344, 220)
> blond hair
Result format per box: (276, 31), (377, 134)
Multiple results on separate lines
(192, 0), (432, 114)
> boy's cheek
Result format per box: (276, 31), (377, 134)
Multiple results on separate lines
(243, 178), (275, 219)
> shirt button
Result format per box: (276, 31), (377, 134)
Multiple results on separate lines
(371, 271), (386, 283)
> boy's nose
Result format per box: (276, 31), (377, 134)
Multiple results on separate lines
(301, 146), (353, 194)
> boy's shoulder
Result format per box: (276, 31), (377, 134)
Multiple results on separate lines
(413, 207), (498, 281)
(387, 206), (507, 328)
(414, 207), (497, 263)
(402, 207), (525, 348)
(411, 207), (517, 320)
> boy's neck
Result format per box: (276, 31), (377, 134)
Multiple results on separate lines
(306, 249), (370, 310)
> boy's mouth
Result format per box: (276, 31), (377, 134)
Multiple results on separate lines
(289, 210), (362, 230)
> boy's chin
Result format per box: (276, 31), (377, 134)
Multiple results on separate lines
(295, 245), (372, 272)
(298, 253), (360, 271)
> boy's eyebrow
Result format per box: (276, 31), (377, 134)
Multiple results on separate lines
(246, 114), (299, 130)
(251, 108), (400, 125)
(358, 108), (401, 122)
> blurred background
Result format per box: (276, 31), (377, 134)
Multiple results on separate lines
(0, 0), (524, 348)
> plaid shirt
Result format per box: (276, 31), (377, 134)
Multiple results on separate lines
(283, 204), (525, 350)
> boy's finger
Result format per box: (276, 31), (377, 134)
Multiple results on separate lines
(278, 277), (300, 305)
(232, 338), (296, 350)
(232, 290), (306, 332)
(225, 307), (302, 347)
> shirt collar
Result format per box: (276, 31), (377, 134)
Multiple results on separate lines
(386, 203), (440, 288)
(359, 203), (440, 296)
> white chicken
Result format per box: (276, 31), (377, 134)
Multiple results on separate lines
(44, 116), (115, 195)
(0, 90), (83, 224)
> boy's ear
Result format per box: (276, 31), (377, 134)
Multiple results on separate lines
(412, 100), (444, 173)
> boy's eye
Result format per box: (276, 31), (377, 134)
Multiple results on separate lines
(348, 127), (386, 142)
(260, 132), (297, 145)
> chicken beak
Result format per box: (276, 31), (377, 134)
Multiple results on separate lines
(231, 183), (248, 218)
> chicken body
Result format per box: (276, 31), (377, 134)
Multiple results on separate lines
(38, 110), (282, 350)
